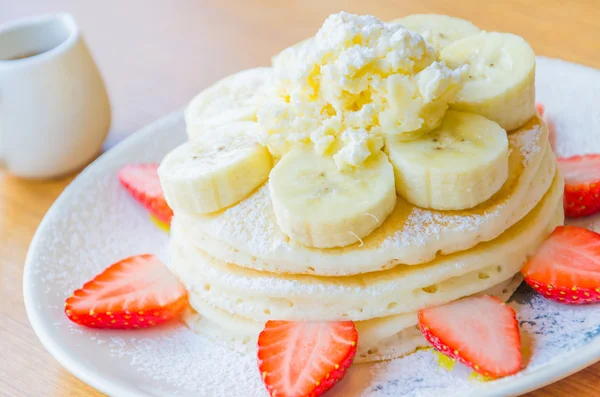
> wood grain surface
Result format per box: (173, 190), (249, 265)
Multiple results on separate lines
(1, 1), (599, 396)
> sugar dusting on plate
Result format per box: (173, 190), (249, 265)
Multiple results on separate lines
(107, 329), (266, 397)
(26, 57), (600, 397)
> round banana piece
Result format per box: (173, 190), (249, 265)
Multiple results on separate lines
(393, 14), (480, 53)
(269, 148), (397, 249)
(440, 32), (536, 131)
(185, 67), (273, 139)
(386, 110), (509, 211)
(158, 122), (273, 214)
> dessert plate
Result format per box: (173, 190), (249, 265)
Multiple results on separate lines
(23, 57), (600, 397)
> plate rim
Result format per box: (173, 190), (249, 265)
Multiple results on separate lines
(22, 59), (600, 397)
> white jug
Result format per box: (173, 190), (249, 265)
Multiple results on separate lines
(0, 13), (111, 178)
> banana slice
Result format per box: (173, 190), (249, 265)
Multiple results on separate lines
(386, 110), (509, 210)
(269, 148), (396, 248)
(185, 67), (273, 139)
(440, 32), (536, 131)
(393, 14), (480, 53)
(158, 122), (273, 214)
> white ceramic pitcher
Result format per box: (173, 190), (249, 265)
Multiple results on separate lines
(0, 13), (111, 179)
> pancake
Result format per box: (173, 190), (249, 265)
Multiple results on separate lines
(182, 273), (527, 363)
(176, 116), (551, 276)
(168, 171), (563, 322)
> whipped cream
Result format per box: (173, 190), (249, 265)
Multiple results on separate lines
(257, 12), (468, 170)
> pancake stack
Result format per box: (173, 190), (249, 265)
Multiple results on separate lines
(158, 13), (563, 363)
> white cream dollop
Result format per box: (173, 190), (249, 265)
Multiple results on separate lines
(257, 11), (468, 169)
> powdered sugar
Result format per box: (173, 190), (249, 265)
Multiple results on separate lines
(106, 329), (266, 396)
(23, 57), (600, 396)
(513, 122), (543, 166)
(536, 57), (600, 158)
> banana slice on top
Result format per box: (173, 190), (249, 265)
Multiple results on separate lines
(394, 14), (480, 53)
(185, 67), (273, 139)
(269, 148), (397, 249)
(440, 32), (536, 131)
(386, 110), (509, 211)
(158, 122), (273, 214)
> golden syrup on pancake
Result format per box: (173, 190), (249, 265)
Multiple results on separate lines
(434, 351), (456, 371)
(468, 372), (494, 382)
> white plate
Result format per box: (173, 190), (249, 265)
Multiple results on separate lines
(24, 57), (600, 397)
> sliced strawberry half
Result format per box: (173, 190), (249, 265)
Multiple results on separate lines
(536, 102), (545, 117)
(258, 321), (358, 397)
(558, 155), (600, 218)
(65, 254), (187, 329)
(522, 225), (600, 304)
(118, 164), (173, 224)
(418, 295), (521, 378)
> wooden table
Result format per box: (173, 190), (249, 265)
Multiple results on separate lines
(1, 1), (599, 395)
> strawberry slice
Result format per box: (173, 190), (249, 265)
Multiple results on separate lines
(418, 295), (521, 378)
(118, 164), (173, 224)
(536, 102), (545, 117)
(558, 155), (600, 218)
(65, 254), (187, 329)
(522, 225), (600, 304)
(258, 321), (358, 397)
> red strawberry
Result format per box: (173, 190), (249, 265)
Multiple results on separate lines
(536, 102), (545, 117)
(118, 164), (173, 224)
(258, 321), (358, 397)
(65, 254), (187, 329)
(418, 295), (521, 378)
(522, 225), (600, 304)
(558, 155), (600, 217)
